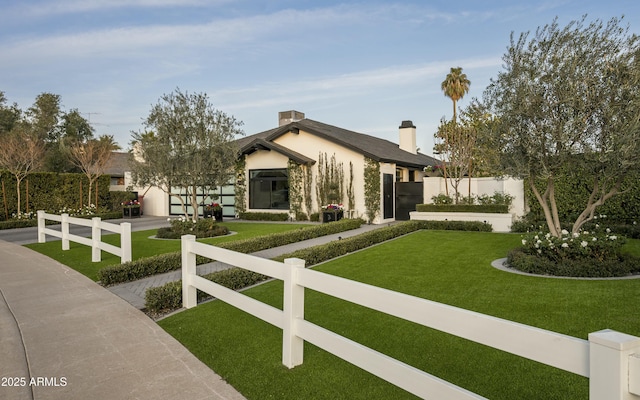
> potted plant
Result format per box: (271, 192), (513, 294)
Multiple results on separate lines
(122, 199), (141, 218)
(204, 202), (223, 222)
(321, 203), (344, 223)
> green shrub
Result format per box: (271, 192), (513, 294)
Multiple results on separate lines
(507, 248), (640, 278)
(0, 211), (124, 230)
(507, 226), (640, 277)
(145, 268), (269, 313)
(295, 211), (308, 221)
(309, 212), (320, 222)
(416, 204), (509, 213)
(431, 193), (454, 205)
(98, 218), (364, 285)
(238, 212), (289, 221)
(157, 217), (230, 239)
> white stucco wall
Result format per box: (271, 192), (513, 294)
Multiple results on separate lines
(244, 130), (394, 222)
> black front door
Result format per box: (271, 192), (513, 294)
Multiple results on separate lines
(383, 173), (394, 219)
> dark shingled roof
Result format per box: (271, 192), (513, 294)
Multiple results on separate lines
(104, 152), (131, 176)
(236, 118), (439, 169)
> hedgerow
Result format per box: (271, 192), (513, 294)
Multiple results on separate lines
(98, 218), (364, 285)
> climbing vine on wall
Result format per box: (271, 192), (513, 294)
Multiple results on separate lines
(364, 157), (380, 224)
(287, 159), (304, 219)
(234, 156), (247, 215)
(346, 161), (355, 211)
(316, 152), (344, 207)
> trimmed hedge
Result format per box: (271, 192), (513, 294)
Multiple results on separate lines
(0, 171), (111, 220)
(98, 218), (365, 285)
(144, 219), (493, 313)
(238, 212), (289, 221)
(416, 204), (509, 213)
(145, 268), (269, 313)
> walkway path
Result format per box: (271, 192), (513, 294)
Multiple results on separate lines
(108, 222), (387, 309)
(0, 240), (246, 400)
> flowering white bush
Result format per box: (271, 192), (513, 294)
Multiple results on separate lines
(520, 226), (625, 262)
(58, 204), (98, 216)
(11, 211), (35, 220)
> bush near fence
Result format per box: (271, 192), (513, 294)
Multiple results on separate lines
(0, 211), (124, 230)
(98, 218), (365, 285)
(145, 268), (269, 314)
(145, 220), (492, 313)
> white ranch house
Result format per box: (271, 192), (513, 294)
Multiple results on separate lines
(118, 110), (525, 227)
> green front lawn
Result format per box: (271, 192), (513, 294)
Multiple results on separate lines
(159, 231), (640, 400)
(25, 222), (310, 281)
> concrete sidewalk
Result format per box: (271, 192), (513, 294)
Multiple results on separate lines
(108, 223), (388, 310)
(0, 240), (246, 400)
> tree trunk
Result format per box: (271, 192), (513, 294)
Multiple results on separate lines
(15, 177), (22, 216)
(529, 178), (561, 237)
(572, 178), (622, 234)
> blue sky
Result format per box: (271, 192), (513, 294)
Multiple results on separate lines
(2, 1), (639, 155)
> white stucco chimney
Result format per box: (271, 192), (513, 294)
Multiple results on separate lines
(399, 120), (417, 154)
(279, 110), (305, 126)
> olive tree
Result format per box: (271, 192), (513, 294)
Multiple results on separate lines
(484, 16), (640, 236)
(130, 88), (242, 221)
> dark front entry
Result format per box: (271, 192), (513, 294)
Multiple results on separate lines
(395, 182), (424, 221)
(383, 173), (394, 219)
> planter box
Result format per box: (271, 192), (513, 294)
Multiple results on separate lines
(122, 206), (141, 218)
(409, 211), (513, 233)
(322, 210), (344, 223)
(204, 209), (223, 222)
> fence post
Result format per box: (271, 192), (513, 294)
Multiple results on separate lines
(282, 257), (305, 368)
(182, 235), (197, 309)
(120, 222), (132, 263)
(91, 217), (101, 262)
(589, 329), (640, 400)
(37, 210), (46, 243)
(61, 213), (70, 251)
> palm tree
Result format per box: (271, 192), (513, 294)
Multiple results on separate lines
(441, 67), (471, 122)
(440, 67), (471, 197)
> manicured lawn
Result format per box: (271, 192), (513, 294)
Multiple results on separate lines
(25, 222), (310, 281)
(159, 231), (640, 400)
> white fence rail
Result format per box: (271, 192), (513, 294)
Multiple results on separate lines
(37, 210), (132, 263)
(181, 235), (640, 400)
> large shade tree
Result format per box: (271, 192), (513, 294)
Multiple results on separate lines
(130, 88), (243, 221)
(484, 16), (640, 236)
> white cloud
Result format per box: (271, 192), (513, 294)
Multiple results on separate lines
(216, 56), (501, 111)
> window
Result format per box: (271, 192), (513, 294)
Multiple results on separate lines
(249, 169), (289, 210)
(408, 170), (415, 182)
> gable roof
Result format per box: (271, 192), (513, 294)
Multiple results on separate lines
(237, 118), (439, 169)
(104, 152), (130, 176)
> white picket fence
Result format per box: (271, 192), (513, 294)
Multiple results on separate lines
(181, 235), (640, 399)
(37, 210), (132, 263)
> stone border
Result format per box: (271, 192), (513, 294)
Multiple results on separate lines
(491, 258), (640, 280)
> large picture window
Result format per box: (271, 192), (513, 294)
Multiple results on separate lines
(249, 169), (289, 210)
